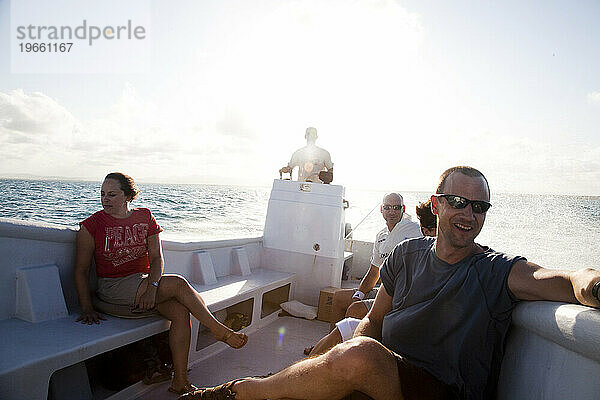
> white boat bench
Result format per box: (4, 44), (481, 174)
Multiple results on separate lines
(0, 301), (169, 400)
(497, 301), (600, 400)
(0, 265), (294, 400)
(0, 218), (295, 400)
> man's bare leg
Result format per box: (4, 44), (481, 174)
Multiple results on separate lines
(308, 326), (343, 356)
(345, 301), (369, 319)
(307, 301), (369, 356)
(330, 289), (355, 330)
(231, 337), (403, 400)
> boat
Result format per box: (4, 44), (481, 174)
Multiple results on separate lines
(0, 179), (599, 400)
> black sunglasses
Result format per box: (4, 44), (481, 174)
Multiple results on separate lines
(436, 194), (491, 214)
(382, 204), (403, 211)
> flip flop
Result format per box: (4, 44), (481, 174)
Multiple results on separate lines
(168, 383), (198, 396)
(143, 369), (172, 385)
(253, 372), (273, 379)
(219, 330), (248, 349)
(177, 379), (242, 400)
(143, 363), (173, 385)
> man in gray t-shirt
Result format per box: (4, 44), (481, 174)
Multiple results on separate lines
(380, 237), (523, 398)
(186, 166), (600, 400)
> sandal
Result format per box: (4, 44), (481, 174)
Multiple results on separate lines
(168, 382), (198, 395)
(177, 379), (242, 399)
(253, 372), (273, 379)
(143, 362), (173, 385)
(219, 330), (248, 349)
(144, 368), (172, 385)
(303, 345), (314, 356)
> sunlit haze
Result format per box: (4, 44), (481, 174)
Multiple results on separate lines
(1, 0), (599, 195)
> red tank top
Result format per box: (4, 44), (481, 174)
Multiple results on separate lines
(80, 208), (163, 278)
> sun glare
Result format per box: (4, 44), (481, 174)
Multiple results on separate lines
(2, 0), (600, 193)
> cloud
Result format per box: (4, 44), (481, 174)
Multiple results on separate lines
(0, 86), (267, 183)
(2, 2), (599, 193)
(435, 132), (600, 195)
(216, 107), (257, 139)
(2, 85), (600, 194)
(0, 89), (79, 139)
(0, 90), (86, 177)
(587, 91), (600, 105)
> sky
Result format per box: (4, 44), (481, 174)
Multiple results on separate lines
(0, 0), (599, 195)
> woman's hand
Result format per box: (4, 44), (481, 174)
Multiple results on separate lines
(76, 307), (106, 325)
(136, 284), (158, 311)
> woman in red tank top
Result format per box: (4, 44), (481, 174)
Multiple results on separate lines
(74, 172), (248, 395)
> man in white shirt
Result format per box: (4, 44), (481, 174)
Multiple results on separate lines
(305, 192), (421, 355)
(279, 127), (333, 183)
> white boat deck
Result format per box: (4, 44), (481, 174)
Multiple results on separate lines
(136, 316), (330, 400)
(2, 187), (600, 400)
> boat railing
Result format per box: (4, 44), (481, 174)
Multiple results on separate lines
(497, 300), (600, 399)
(0, 218), (295, 400)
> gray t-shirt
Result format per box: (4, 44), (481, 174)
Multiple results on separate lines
(380, 237), (524, 400)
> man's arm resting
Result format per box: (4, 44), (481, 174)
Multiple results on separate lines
(508, 260), (600, 308)
(353, 285), (393, 340)
(356, 264), (380, 296)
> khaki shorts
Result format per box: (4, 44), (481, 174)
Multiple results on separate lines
(97, 273), (147, 306)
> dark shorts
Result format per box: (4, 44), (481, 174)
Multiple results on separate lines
(394, 354), (456, 400)
(342, 353), (457, 400)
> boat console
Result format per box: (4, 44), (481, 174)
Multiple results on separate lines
(263, 179), (346, 305)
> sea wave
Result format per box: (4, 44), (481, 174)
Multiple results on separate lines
(1, 178), (599, 270)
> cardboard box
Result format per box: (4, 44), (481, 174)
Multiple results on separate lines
(317, 286), (338, 323)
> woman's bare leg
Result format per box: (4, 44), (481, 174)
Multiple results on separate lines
(154, 275), (247, 348)
(156, 299), (191, 390)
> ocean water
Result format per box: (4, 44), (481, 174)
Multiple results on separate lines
(1, 178), (599, 270)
